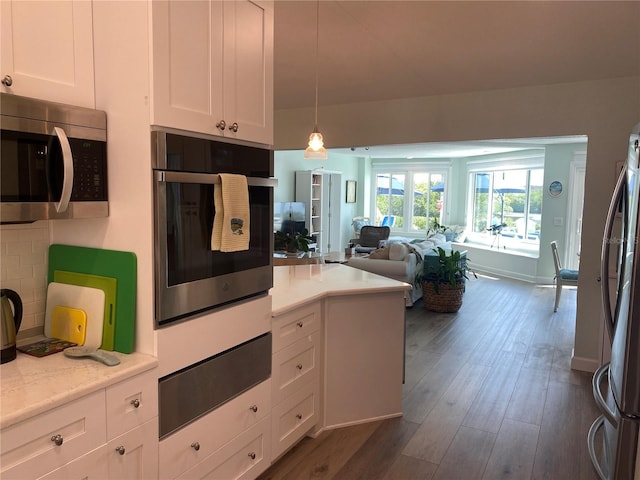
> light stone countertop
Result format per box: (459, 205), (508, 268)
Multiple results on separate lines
(0, 349), (158, 429)
(270, 263), (411, 316)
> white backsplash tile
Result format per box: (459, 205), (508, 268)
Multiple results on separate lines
(0, 222), (50, 333)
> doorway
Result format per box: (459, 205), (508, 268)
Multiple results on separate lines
(565, 153), (586, 270)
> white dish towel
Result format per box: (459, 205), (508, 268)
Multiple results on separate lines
(211, 173), (250, 252)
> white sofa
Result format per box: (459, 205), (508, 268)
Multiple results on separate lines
(346, 235), (452, 306)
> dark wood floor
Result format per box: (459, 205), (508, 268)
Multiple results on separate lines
(259, 274), (600, 480)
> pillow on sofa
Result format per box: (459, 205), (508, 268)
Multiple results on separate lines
(389, 242), (408, 261)
(368, 248), (390, 259)
(428, 233), (447, 245)
(414, 239), (435, 252)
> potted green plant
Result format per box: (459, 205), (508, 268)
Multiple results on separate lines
(274, 229), (314, 254)
(421, 247), (469, 312)
(427, 218), (448, 237)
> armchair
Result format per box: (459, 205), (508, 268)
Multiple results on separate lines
(354, 226), (390, 253)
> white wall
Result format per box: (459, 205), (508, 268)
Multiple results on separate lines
(274, 76), (640, 371)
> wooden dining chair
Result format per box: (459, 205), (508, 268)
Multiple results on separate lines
(550, 240), (579, 312)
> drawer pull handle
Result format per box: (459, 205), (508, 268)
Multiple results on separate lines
(130, 398), (140, 408)
(51, 434), (64, 446)
(248, 452), (256, 460)
(296, 414), (303, 420)
(115, 445), (126, 455)
(297, 321), (304, 328)
(191, 442), (200, 451)
(296, 363), (303, 370)
(249, 404), (258, 413)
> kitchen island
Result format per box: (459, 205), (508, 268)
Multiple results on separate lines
(270, 263), (410, 441)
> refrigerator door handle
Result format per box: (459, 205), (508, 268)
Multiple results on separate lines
(593, 362), (618, 427)
(600, 166), (626, 340)
(588, 415), (608, 480)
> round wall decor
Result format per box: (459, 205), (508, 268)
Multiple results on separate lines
(549, 181), (563, 197)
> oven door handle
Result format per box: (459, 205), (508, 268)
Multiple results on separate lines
(156, 171), (278, 187)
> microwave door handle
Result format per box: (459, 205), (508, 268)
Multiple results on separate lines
(52, 126), (74, 213)
(600, 166), (625, 340)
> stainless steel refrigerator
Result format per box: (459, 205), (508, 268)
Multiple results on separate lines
(589, 124), (640, 479)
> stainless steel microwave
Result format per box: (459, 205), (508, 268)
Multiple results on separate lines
(0, 93), (108, 223)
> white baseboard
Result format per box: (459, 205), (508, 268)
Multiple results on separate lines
(570, 348), (599, 373)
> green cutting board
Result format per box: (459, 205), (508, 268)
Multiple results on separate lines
(53, 270), (117, 351)
(48, 244), (136, 354)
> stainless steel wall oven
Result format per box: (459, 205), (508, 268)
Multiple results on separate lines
(152, 130), (275, 326)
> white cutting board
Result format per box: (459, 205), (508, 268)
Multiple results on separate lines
(45, 282), (105, 348)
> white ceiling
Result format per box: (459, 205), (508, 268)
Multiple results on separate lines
(273, 1), (638, 157)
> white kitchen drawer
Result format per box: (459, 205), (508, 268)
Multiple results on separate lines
(272, 331), (320, 405)
(272, 301), (321, 352)
(177, 416), (271, 480)
(106, 368), (158, 440)
(1, 390), (106, 480)
(36, 443), (108, 480)
(159, 379), (271, 480)
(271, 380), (319, 461)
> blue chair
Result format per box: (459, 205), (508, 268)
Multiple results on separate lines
(551, 241), (578, 312)
(381, 215), (395, 227)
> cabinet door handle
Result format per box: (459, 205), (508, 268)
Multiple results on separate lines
(296, 363), (303, 370)
(249, 404), (258, 413)
(216, 120), (226, 131)
(51, 434), (64, 446)
(191, 442), (200, 451)
(115, 445), (126, 455)
(248, 452), (256, 460)
(229, 122), (239, 133)
(297, 321), (304, 328)
(130, 398), (140, 408)
(1, 75), (12, 87)
(296, 414), (302, 420)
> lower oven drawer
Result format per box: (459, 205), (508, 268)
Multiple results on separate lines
(159, 332), (271, 439)
(159, 379), (271, 480)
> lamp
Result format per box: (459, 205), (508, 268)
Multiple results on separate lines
(304, 0), (327, 160)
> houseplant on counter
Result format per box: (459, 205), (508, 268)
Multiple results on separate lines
(274, 229), (315, 255)
(421, 247), (470, 312)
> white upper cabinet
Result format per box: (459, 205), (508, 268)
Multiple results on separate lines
(151, 0), (273, 145)
(0, 0), (95, 107)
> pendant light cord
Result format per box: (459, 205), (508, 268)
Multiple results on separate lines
(314, 0), (319, 126)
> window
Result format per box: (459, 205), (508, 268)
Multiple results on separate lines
(469, 168), (543, 252)
(374, 171), (447, 234)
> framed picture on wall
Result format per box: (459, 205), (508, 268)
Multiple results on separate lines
(346, 180), (357, 203)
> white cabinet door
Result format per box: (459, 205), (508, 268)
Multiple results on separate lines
(0, 0), (95, 107)
(151, 0), (273, 145)
(151, 0), (224, 136)
(222, 0), (273, 145)
(107, 419), (159, 480)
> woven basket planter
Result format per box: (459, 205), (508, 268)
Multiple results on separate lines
(422, 280), (465, 313)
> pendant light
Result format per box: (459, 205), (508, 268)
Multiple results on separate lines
(304, 0), (327, 160)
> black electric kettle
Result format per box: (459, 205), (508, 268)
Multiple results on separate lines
(1, 289), (23, 364)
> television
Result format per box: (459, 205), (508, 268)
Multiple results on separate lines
(274, 202), (306, 235)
